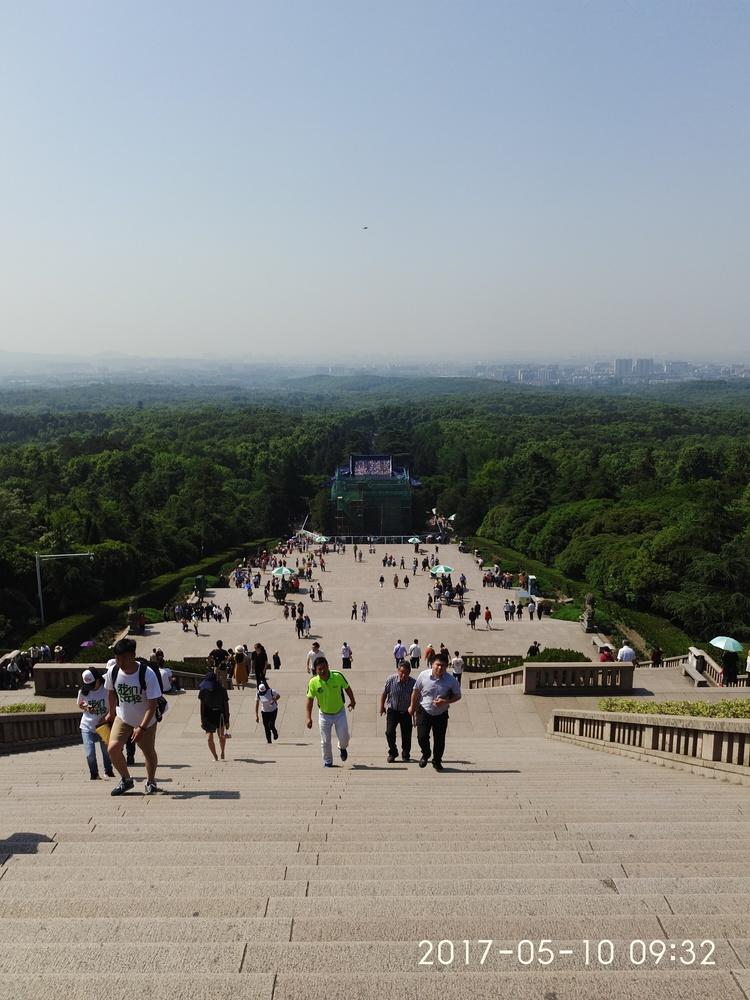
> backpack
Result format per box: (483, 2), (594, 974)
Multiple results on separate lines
(111, 658), (168, 722)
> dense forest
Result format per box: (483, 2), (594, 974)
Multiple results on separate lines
(1, 379), (750, 645)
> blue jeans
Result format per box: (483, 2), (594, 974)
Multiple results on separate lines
(81, 728), (113, 777)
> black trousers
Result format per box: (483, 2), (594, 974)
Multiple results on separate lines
(385, 709), (412, 758)
(417, 710), (449, 764)
(261, 709), (278, 743)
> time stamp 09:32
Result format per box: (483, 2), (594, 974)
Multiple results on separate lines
(418, 939), (717, 968)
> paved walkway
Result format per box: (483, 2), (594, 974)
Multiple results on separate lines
(150, 543), (602, 667)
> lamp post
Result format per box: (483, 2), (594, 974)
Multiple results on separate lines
(35, 551), (94, 627)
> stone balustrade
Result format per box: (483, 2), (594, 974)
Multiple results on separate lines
(172, 670), (202, 690)
(549, 708), (750, 782)
(636, 654), (688, 669)
(469, 668), (525, 689)
(0, 711), (81, 751)
(524, 662), (634, 695)
(462, 653), (523, 672)
(33, 664), (86, 697)
(686, 646), (749, 688)
(468, 662), (635, 693)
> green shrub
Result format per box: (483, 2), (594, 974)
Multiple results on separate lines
(23, 538), (278, 652)
(469, 534), (694, 657)
(531, 647), (592, 663)
(0, 702), (46, 714)
(139, 608), (165, 625)
(599, 697), (750, 719)
(23, 605), (114, 655)
(550, 603), (582, 622)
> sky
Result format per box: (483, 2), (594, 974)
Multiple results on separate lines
(1, 0), (748, 362)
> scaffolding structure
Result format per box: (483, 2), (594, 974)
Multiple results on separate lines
(330, 454), (414, 537)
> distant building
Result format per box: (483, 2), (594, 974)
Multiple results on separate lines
(664, 360), (691, 377)
(330, 455), (416, 536)
(634, 358), (654, 377)
(614, 358), (633, 378)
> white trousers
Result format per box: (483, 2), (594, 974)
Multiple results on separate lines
(318, 707), (350, 764)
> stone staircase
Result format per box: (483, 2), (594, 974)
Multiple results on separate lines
(2, 684), (750, 1000)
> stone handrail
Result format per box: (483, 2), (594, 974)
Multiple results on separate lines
(172, 670), (203, 690)
(463, 653), (523, 672)
(524, 662), (634, 695)
(549, 708), (750, 781)
(685, 647), (748, 688)
(636, 654), (688, 669)
(0, 711), (81, 750)
(469, 668), (525, 689)
(33, 664), (86, 697)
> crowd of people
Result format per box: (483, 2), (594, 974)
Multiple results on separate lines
(32, 535), (750, 789)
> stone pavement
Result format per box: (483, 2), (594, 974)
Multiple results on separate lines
(150, 542), (602, 668)
(2, 544), (750, 998)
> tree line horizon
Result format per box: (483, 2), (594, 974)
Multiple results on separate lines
(1, 379), (749, 646)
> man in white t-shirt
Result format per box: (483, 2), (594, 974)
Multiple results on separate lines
(104, 638), (161, 796)
(255, 683), (281, 743)
(408, 640), (421, 671)
(450, 650), (464, 687)
(617, 642), (637, 663)
(159, 664), (174, 693)
(341, 642), (353, 670)
(306, 641), (326, 675)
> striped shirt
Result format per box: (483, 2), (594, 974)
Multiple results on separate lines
(382, 673), (416, 713)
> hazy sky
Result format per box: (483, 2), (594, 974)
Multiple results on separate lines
(1, 1), (748, 361)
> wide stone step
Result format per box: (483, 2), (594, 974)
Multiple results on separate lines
(0, 862), (628, 883)
(0, 917), (292, 943)
(0, 940), (743, 975)
(2, 971), (743, 1000)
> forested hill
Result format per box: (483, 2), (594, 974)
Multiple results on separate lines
(1, 384), (749, 645)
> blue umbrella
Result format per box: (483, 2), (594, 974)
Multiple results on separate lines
(709, 636), (743, 653)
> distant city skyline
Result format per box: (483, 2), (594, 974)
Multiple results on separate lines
(1, 1), (748, 361)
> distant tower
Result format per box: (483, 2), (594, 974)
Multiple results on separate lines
(634, 358), (654, 377)
(614, 358), (633, 378)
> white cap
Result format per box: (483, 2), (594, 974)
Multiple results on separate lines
(82, 670), (95, 685)
(258, 684), (267, 693)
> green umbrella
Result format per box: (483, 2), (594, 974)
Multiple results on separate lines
(709, 636), (743, 653)
(430, 564), (454, 576)
(271, 566), (293, 578)
(315, 535), (329, 543)
(408, 536), (421, 544)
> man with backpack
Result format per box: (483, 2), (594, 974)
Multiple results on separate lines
(104, 637), (163, 796)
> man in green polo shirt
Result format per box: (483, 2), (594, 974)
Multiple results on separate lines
(305, 656), (356, 767)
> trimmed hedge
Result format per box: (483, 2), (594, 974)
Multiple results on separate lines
(468, 534), (694, 657)
(23, 537), (278, 652)
(529, 647), (592, 663)
(0, 702), (46, 714)
(599, 697), (750, 719)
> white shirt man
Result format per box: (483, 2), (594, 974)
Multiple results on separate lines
(408, 641), (421, 669)
(617, 642), (637, 663)
(450, 652), (464, 687)
(341, 643), (353, 670)
(393, 640), (407, 664)
(306, 642), (326, 674)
